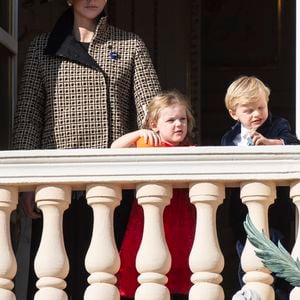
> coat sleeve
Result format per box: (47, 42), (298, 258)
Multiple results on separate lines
(133, 37), (161, 128)
(12, 37), (45, 150)
(220, 134), (228, 146)
(273, 118), (300, 145)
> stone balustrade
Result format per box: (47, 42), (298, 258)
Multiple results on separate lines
(0, 146), (300, 299)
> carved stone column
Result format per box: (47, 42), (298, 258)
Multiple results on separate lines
(240, 181), (275, 300)
(34, 185), (71, 300)
(289, 181), (300, 300)
(188, 182), (225, 300)
(135, 183), (172, 300)
(84, 184), (121, 300)
(0, 187), (18, 300)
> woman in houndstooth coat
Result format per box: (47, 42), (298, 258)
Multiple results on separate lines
(13, 4), (160, 150)
(12, 1), (160, 298)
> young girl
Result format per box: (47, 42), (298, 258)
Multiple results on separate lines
(111, 90), (196, 299)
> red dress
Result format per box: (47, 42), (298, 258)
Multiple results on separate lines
(117, 140), (196, 297)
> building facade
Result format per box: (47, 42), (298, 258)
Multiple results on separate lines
(1, 1), (300, 299)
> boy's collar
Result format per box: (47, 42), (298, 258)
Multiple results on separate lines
(240, 124), (250, 135)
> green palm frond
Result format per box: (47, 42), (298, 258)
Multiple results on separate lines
(243, 214), (300, 287)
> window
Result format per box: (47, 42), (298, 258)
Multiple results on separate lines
(0, 0), (18, 149)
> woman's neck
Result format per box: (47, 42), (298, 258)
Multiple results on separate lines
(73, 15), (97, 43)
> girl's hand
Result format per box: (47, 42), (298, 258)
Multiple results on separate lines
(139, 129), (161, 146)
(111, 129), (161, 148)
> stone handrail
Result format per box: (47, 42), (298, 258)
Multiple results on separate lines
(0, 146), (300, 300)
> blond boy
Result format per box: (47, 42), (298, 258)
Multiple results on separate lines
(221, 76), (300, 146)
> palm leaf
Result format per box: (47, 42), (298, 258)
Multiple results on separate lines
(243, 214), (300, 287)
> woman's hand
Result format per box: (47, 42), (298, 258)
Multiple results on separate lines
(20, 192), (41, 219)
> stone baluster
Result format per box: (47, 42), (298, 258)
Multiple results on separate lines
(0, 187), (18, 300)
(84, 184), (121, 300)
(289, 181), (300, 300)
(135, 183), (172, 300)
(188, 182), (225, 300)
(34, 185), (71, 300)
(240, 181), (275, 300)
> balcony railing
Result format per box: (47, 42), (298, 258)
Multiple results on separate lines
(1, 146), (300, 300)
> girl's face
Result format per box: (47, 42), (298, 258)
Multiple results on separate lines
(229, 89), (269, 130)
(70, 0), (107, 21)
(152, 104), (188, 146)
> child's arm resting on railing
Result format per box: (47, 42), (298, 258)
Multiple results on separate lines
(111, 129), (160, 148)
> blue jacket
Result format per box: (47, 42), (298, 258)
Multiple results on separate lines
(221, 113), (300, 146)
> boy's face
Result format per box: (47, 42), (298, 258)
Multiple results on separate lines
(229, 90), (269, 130)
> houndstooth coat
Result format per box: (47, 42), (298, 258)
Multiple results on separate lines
(13, 9), (160, 149)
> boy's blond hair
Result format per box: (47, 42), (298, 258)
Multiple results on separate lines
(225, 76), (270, 111)
(143, 90), (195, 144)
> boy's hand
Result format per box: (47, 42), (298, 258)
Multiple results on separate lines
(250, 130), (284, 145)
